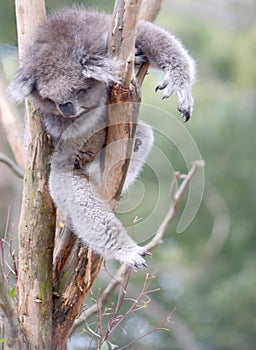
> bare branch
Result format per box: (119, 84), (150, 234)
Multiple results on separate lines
(102, 0), (143, 206)
(139, 0), (163, 21)
(0, 152), (24, 179)
(15, 0), (46, 62)
(145, 159), (205, 251)
(102, 0), (163, 206)
(109, 0), (143, 85)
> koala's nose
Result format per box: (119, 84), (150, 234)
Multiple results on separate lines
(59, 102), (75, 116)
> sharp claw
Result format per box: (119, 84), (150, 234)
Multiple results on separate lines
(142, 250), (152, 257)
(181, 111), (191, 122)
(184, 111), (191, 122)
(178, 107), (191, 123)
(142, 262), (148, 268)
(162, 95), (168, 100)
(133, 262), (139, 269)
(155, 83), (168, 92)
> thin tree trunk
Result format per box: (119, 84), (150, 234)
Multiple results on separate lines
(15, 1), (56, 349)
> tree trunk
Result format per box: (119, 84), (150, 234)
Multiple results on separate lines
(15, 1), (56, 349)
(17, 105), (56, 349)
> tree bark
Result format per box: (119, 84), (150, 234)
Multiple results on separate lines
(17, 104), (56, 349)
(15, 1), (56, 349)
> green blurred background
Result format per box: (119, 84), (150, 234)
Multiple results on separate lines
(0, 0), (255, 349)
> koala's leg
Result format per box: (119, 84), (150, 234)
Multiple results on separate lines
(136, 21), (196, 121)
(123, 121), (154, 192)
(49, 152), (151, 269)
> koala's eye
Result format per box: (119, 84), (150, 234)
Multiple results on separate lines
(45, 98), (55, 105)
(77, 89), (87, 97)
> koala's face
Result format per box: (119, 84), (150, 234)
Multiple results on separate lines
(31, 78), (107, 119)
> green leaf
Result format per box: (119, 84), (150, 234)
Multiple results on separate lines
(0, 338), (6, 344)
(9, 287), (16, 299)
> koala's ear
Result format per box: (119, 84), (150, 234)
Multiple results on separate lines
(80, 55), (121, 85)
(8, 67), (35, 103)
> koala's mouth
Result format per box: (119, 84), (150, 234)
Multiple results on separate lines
(61, 107), (90, 119)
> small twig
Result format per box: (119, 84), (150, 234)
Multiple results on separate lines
(9, 239), (18, 282)
(72, 160), (204, 332)
(0, 152), (24, 179)
(102, 273), (154, 341)
(144, 159), (205, 251)
(101, 271), (131, 343)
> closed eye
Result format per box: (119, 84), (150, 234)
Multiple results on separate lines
(45, 98), (55, 106)
(77, 89), (88, 97)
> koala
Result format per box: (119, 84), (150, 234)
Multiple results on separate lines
(9, 6), (196, 268)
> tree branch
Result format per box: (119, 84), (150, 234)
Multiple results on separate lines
(0, 152), (24, 179)
(139, 0), (162, 21)
(101, 0), (143, 205)
(144, 159), (205, 251)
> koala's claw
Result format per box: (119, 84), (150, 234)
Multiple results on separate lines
(141, 249), (152, 257)
(155, 82), (174, 98)
(155, 84), (166, 92)
(177, 88), (194, 122)
(179, 109), (191, 123)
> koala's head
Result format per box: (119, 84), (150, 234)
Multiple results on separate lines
(9, 52), (121, 119)
(9, 32), (121, 119)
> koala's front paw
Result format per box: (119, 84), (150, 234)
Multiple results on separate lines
(116, 246), (152, 269)
(176, 87), (194, 122)
(155, 74), (194, 122)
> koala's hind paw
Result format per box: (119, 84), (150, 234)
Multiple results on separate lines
(117, 245), (152, 269)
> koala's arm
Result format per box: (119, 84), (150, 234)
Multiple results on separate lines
(136, 21), (196, 121)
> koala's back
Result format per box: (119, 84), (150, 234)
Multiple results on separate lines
(35, 7), (111, 55)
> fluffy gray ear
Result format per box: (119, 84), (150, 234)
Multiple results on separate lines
(8, 67), (35, 103)
(80, 55), (121, 85)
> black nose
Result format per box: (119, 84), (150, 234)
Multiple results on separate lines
(59, 102), (75, 116)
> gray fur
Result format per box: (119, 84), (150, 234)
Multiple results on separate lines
(9, 6), (196, 268)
